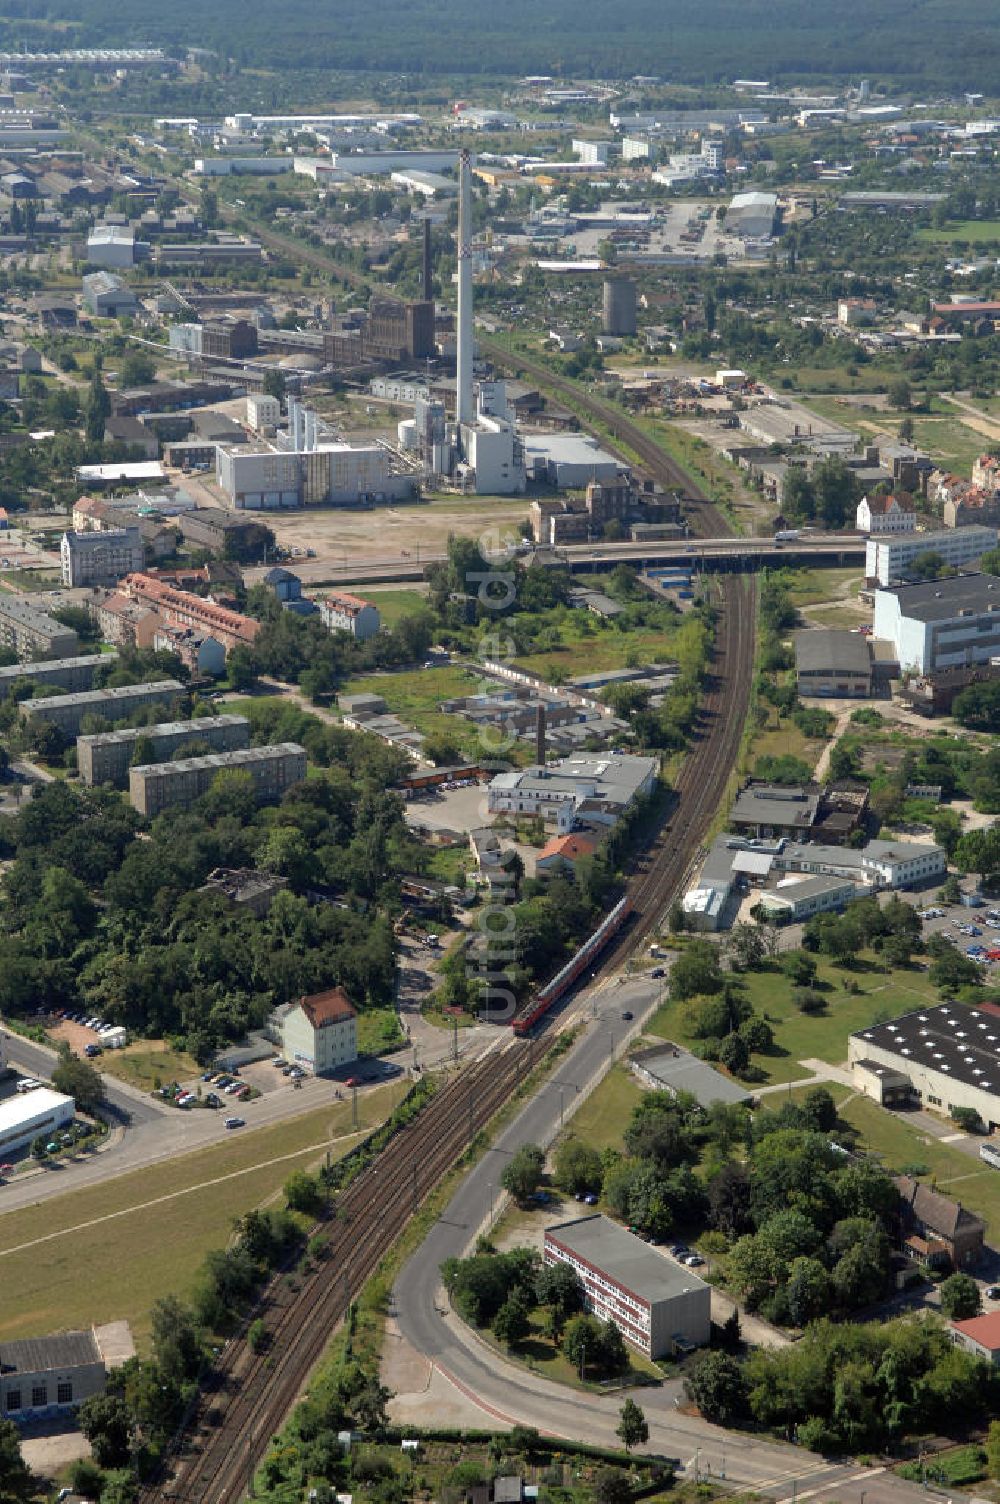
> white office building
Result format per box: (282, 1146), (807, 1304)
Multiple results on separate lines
(866, 526), (997, 587)
(61, 528), (144, 588)
(216, 443), (414, 510)
(488, 753), (657, 830)
(0, 1088), (75, 1159)
(572, 139), (612, 165)
(874, 573), (1000, 674)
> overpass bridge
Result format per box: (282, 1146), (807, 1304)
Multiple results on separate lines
(288, 533), (867, 587)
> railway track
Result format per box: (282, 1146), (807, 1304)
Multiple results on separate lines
(482, 340), (757, 969)
(143, 1036), (550, 1504)
(141, 345), (754, 1502)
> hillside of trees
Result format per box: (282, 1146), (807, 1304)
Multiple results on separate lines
(7, 0), (999, 91)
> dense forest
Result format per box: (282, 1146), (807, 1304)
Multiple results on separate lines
(2, 0), (998, 91)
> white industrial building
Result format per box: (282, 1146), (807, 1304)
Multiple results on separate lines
(874, 574), (1000, 674)
(328, 149), (460, 176)
(246, 394), (280, 432)
(544, 1214), (711, 1358)
(390, 168), (456, 198)
(61, 528), (144, 588)
(572, 139), (613, 164)
(0, 1088), (75, 1159)
(850, 1003), (1000, 1129)
(86, 226), (148, 268)
(216, 442), (414, 510)
(459, 383), (526, 495)
(523, 433), (623, 488)
(866, 526), (997, 586)
(487, 753), (657, 831)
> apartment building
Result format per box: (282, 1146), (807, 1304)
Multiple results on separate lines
(60, 527), (145, 587)
(0, 597), (79, 660)
(856, 492), (916, 534)
(21, 680), (185, 739)
(276, 986), (358, 1074)
(0, 654), (112, 697)
(128, 742), (306, 816)
(78, 714), (249, 787)
(319, 592), (381, 642)
(543, 1214), (710, 1359)
(873, 573), (1000, 674)
(118, 573), (259, 656)
(865, 526), (997, 587)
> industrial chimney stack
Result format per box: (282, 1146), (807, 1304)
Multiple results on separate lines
(456, 149), (474, 427)
(422, 217), (432, 303)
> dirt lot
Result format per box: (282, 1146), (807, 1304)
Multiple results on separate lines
(253, 494), (533, 574)
(48, 1018), (105, 1057)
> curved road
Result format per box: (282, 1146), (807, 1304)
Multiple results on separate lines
(393, 979), (934, 1504)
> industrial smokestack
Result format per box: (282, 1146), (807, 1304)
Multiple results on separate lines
(456, 149), (474, 428)
(422, 217), (432, 303)
(536, 702), (546, 766)
(289, 397), (305, 451)
(304, 408), (317, 452)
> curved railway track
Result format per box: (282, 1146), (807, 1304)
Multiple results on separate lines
(143, 1036), (549, 1504)
(141, 345), (756, 1503)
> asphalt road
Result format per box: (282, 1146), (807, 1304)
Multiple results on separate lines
(393, 976), (939, 1504)
(5, 1035), (164, 1127)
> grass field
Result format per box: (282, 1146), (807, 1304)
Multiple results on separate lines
(645, 955), (939, 1086)
(356, 1007), (405, 1054)
(339, 664), (488, 758)
(917, 220), (1000, 245)
(0, 1082), (407, 1347)
(348, 587), (428, 625)
(750, 714), (826, 774)
(781, 566), (864, 609)
(99, 1042), (200, 1093)
(563, 1063), (646, 1155)
(514, 611), (681, 681)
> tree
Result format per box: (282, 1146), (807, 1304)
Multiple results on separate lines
(493, 1292), (531, 1348)
(719, 1031), (749, 1076)
(783, 950), (817, 987)
(940, 1272), (981, 1320)
(801, 1086), (837, 1132)
(0, 1419), (33, 1503)
(78, 1391), (134, 1468)
(500, 1143), (545, 1205)
(263, 368), (287, 400)
(553, 1137), (603, 1196)
(669, 939), (724, 1001)
(118, 351), (155, 388)
(684, 1351), (747, 1425)
(785, 1256), (831, 1327)
(85, 370), (112, 445)
(593, 1471), (633, 1504)
(726, 923), (768, 973)
(51, 1044), (106, 1115)
(535, 1261), (584, 1328)
(616, 1397), (649, 1453)
(284, 1169), (323, 1214)
(956, 825), (1000, 883)
(150, 1295), (202, 1387)
(100, 1470), (139, 1504)
(953, 680), (1000, 733)
(740, 1015), (773, 1053)
(888, 377), (912, 411)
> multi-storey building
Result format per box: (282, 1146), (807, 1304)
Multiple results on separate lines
(856, 493), (916, 534)
(78, 714), (249, 787)
(60, 527), (144, 587)
(319, 591), (381, 641)
(0, 597), (79, 660)
(215, 442), (414, 510)
(543, 1214), (710, 1359)
(276, 986), (358, 1073)
(21, 680), (185, 739)
(128, 742), (306, 816)
(865, 525), (997, 586)
(874, 573), (1000, 674)
(118, 574), (259, 657)
(0, 654), (112, 697)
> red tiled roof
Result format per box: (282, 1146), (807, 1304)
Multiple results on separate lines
(951, 1311), (1000, 1349)
(300, 987), (357, 1029)
(866, 493), (914, 515)
(539, 833), (598, 863)
(324, 591), (374, 616)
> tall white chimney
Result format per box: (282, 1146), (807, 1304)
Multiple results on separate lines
(304, 408), (317, 452)
(456, 148), (474, 428)
(289, 397), (305, 451)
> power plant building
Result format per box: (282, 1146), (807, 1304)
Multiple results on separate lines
(129, 742), (307, 817)
(216, 442), (415, 510)
(78, 714), (250, 788)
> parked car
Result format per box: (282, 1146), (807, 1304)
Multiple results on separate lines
(621, 1010), (634, 1021)
(224, 1116), (245, 1129)
(650, 967), (665, 978)
(206, 1093), (222, 1108)
(684, 1253), (705, 1267)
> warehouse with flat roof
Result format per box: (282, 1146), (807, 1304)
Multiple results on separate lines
(544, 1214), (710, 1358)
(850, 1004), (1000, 1128)
(793, 629), (873, 697)
(0, 1088), (75, 1159)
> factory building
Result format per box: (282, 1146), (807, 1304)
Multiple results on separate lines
(866, 526), (997, 587)
(874, 574), (1000, 675)
(0, 597), (79, 660)
(78, 714), (250, 788)
(21, 680), (185, 739)
(215, 442), (415, 510)
(0, 1328), (115, 1425)
(60, 527), (144, 588)
(82, 273), (139, 320)
(487, 754), (657, 831)
(543, 1215), (711, 1358)
(851, 1003), (1000, 1136)
(129, 742), (307, 817)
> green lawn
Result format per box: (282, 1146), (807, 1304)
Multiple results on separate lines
(749, 712), (826, 776)
(515, 611), (681, 680)
(349, 587), (428, 626)
(339, 664), (489, 759)
(917, 220), (1000, 245)
(645, 955), (939, 1086)
(840, 1095), (1000, 1238)
(481, 1305), (665, 1389)
(98, 1042), (200, 1093)
(782, 566), (864, 609)
(356, 1007), (405, 1055)
(563, 1063), (646, 1155)
(905, 417), (990, 477)
(0, 1082), (408, 1347)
